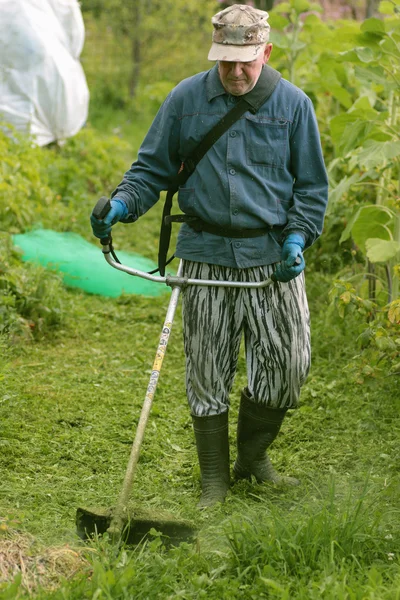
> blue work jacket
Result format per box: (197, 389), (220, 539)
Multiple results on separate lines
(112, 64), (328, 268)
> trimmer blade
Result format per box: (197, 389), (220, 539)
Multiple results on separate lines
(76, 507), (196, 547)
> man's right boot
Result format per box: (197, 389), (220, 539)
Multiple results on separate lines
(192, 411), (230, 508)
(233, 388), (299, 486)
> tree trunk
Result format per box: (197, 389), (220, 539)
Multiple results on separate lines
(255, 0), (275, 9)
(366, 0), (378, 18)
(129, 0), (141, 99)
(219, 0), (275, 9)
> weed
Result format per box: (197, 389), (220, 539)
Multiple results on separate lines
(0, 234), (68, 340)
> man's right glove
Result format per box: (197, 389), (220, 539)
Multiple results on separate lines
(90, 197), (128, 239)
(273, 233), (306, 283)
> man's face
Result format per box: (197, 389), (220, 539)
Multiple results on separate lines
(218, 44), (273, 96)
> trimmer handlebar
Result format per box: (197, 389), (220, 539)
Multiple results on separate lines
(100, 241), (277, 290)
(93, 196), (299, 289)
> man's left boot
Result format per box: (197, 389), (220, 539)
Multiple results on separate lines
(233, 388), (299, 486)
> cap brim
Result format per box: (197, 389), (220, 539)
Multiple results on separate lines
(208, 42), (265, 62)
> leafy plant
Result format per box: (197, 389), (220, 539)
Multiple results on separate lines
(0, 233), (67, 341)
(0, 123), (132, 343)
(329, 280), (400, 380)
(0, 123), (130, 237)
(328, 7), (400, 298)
(0, 124), (55, 233)
(270, 0), (324, 85)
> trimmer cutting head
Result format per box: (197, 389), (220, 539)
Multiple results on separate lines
(76, 507), (196, 547)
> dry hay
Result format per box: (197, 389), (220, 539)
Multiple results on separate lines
(0, 519), (89, 595)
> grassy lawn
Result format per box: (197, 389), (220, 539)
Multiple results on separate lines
(1, 211), (399, 597)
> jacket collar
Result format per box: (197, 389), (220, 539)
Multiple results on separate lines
(206, 63), (281, 110)
(206, 64), (226, 101)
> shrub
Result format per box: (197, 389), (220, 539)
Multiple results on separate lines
(0, 234), (67, 341)
(0, 124), (55, 232)
(0, 123), (131, 343)
(0, 123), (130, 237)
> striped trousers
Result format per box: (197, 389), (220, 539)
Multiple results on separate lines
(181, 261), (311, 417)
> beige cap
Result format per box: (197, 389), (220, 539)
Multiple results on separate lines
(208, 4), (270, 63)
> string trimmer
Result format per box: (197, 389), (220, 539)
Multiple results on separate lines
(76, 196), (286, 546)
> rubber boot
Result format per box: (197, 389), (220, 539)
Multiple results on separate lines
(233, 388), (299, 486)
(192, 411), (230, 508)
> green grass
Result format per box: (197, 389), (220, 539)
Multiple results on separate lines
(0, 264), (399, 598)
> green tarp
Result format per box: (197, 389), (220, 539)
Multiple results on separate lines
(12, 229), (170, 297)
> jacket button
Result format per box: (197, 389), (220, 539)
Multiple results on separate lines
(230, 131), (237, 137)
(229, 168), (236, 175)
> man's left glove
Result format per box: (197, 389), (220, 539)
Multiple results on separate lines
(273, 233), (306, 283)
(90, 197), (128, 239)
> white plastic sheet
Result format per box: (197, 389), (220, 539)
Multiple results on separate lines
(0, 0), (89, 146)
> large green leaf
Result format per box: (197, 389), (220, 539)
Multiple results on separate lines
(385, 17), (400, 33)
(328, 173), (361, 209)
(333, 62), (350, 87)
(309, 3), (323, 12)
(340, 205), (394, 253)
(355, 47), (378, 62)
(293, 0), (311, 13)
(330, 114), (358, 147)
(329, 85), (353, 109)
(365, 238), (400, 262)
(361, 18), (387, 36)
(270, 32), (291, 49)
(329, 109), (379, 153)
(303, 13), (322, 28)
(349, 96), (375, 113)
(317, 53), (352, 92)
(269, 15), (289, 29)
(380, 35), (400, 58)
(338, 47), (380, 64)
(366, 129), (393, 142)
(352, 223), (392, 254)
(334, 21), (362, 46)
(379, 1), (400, 15)
(356, 31), (385, 50)
(354, 65), (388, 85)
(341, 121), (376, 155)
(354, 140), (400, 169)
(274, 2), (292, 14)
(338, 49), (362, 64)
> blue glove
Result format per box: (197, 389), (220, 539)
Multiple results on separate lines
(90, 197), (128, 239)
(273, 233), (306, 283)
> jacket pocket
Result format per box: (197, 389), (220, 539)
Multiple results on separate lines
(246, 116), (288, 169)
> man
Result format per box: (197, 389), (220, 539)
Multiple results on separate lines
(91, 5), (328, 508)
